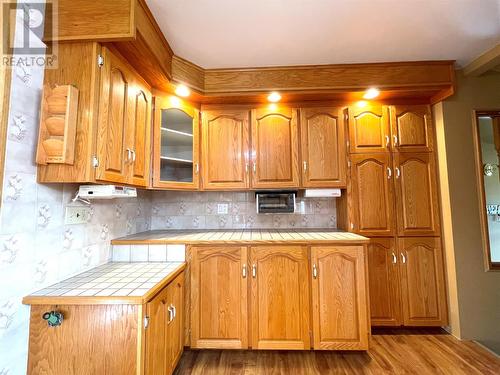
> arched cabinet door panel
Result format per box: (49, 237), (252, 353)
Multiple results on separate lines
(350, 153), (395, 236)
(399, 237), (448, 326)
(348, 104), (390, 153)
(390, 105), (433, 152)
(201, 110), (250, 190)
(300, 107), (347, 187)
(393, 152), (441, 236)
(367, 238), (401, 326)
(250, 108), (300, 188)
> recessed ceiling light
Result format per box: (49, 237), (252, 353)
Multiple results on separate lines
(267, 91), (281, 103)
(363, 88), (380, 100)
(175, 84), (190, 97)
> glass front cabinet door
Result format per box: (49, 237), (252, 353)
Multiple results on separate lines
(153, 96), (200, 189)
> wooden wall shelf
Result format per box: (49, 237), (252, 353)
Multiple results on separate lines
(36, 84), (79, 165)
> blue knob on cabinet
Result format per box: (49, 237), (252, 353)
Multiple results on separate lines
(42, 311), (63, 327)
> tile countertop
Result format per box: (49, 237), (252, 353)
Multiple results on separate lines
(22, 262), (185, 305)
(111, 229), (369, 245)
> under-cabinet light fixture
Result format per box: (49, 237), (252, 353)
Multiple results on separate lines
(363, 88), (380, 99)
(175, 84), (190, 97)
(267, 91), (281, 102)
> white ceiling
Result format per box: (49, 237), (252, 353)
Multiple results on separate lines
(146, 0), (500, 69)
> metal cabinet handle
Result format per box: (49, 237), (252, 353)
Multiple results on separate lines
(126, 148), (132, 162)
(393, 135), (398, 147)
(395, 167), (400, 179)
(172, 305), (176, 319)
(253, 162), (257, 174)
(385, 135), (390, 147)
(242, 264), (247, 278)
(167, 306), (173, 322)
(252, 264), (257, 278)
(312, 264), (318, 279)
(392, 252), (397, 264)
(245, 163), (249, 174)
(131, 149), (136, 162)
(194, 163), (199, 174)
(387, 167), (392, 179)
(401, 252), (406, 264)
(303, 161), (307, 171)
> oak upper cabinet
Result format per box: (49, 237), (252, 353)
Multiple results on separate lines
(393, 152), (441, 236)
(96, 46), (152, 185)
(300, 107), (347, 187)
(310, 246), (369, 350)
(348, 104), (390, 153)
(399, 237), (447, 326)
(390, 105), (433, 152)
(250, 246), (310, 350)
(367, 238), (401, 326)
(350, 153), (395, 236)
(153, 97), (200, 189)
(145, 272), (184, 375)
(201, 109), (251, 190)
(250, 107), (300, 188)
(190, 246), (248, 349)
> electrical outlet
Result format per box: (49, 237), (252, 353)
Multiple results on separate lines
(217, 203), (229, 215)
(65, 206), (91, 225)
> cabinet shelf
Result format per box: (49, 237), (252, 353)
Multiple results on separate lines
(161, 127), (193, 137)
(160, 156), (193, 164)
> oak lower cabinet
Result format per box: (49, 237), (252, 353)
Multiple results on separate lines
(310, 246), (370, 350)
(190, 246), (249, 349)
(368, 237), (448, 327)
(250, 246), (311, 350)
(188, 245), (370, 351)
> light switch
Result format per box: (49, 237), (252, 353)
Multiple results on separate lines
(217, 203), (229, 215)
(65, 206), (91, 225)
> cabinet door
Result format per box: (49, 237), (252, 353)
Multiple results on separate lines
(167, 272), (184, 374)
(190, 246), (248, 349)
(95, 46), (132, 184)
(145, 286), (169, 375)
(399, 237), (448, 326)
(300, 107), (347, 187)
(390, 105), (433, 152)
(201, 110), (250, 190)
(153, 97), (200, 189)
(250, 246), (310, 350)
(250, 107), (300, 188)
(350, 153), (395, 236)
(367, 238), (401, 326)
(394, 152), (441, 236)
(311, 246), (369, 350)
(348, 104), (390, 153)
(127, 81), (152, 187)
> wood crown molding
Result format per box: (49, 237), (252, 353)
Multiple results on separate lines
(463, 44), (500, 77)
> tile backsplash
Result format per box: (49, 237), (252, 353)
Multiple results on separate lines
(150, 191), (337, 230)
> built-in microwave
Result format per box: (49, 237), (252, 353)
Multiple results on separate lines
(255, 191), (296, 214)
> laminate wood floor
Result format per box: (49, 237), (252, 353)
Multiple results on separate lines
(174, 329), (500, 375)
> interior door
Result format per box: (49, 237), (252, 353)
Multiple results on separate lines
(167, 272), (184, 374)
(145, 286), (169, 375)
(95, 46), (131, 184)
(390, 105), (433, 152)
(250, 246), (310, 350)
(348, 104), (390, 153)
(250, 107), (300, 188)
(190, 246), (248, 349)
(350, 153), (395, 236)
(153, 97), (200, 189)
(394, 152), (441, 236)
(367, 238), (401, 326)
(399, 237), (448, 326)
(127, 80), (152, 187)
(201, 109), (250, 190)
(310, 246), (369, 350)
(300, 107), (347, 187)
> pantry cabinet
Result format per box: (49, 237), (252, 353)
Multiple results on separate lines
(95, 46), (152, 186)
(310, 246), (369, 350)
(390, 105), (433, 152)
(145, 272), (184, 375)
(348, 104), (391, 153)
(190, 246), (248, 349)
(250, 107), (300, 188)
(152, 97), (200, 189)
(201, 109), (251, 190)
(350, 153), (395, 236)
(300, 107), (347, 187)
